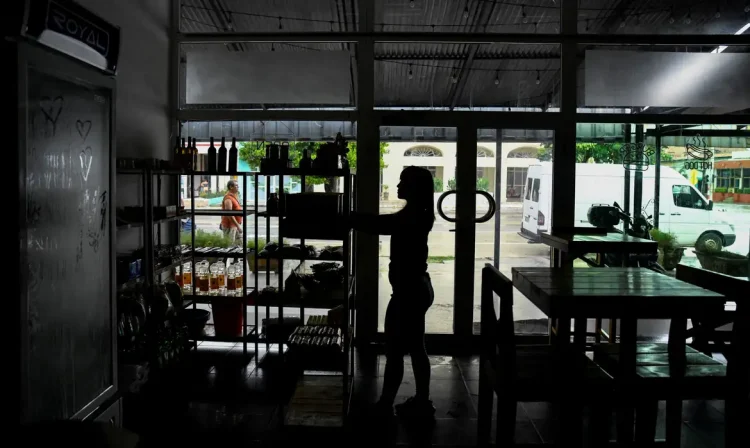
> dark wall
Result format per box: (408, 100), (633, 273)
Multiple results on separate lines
(76, 0), (172, 160)
(75, 0), (174, 253)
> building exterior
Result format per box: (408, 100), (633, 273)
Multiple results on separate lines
(381, 142), (544, 204)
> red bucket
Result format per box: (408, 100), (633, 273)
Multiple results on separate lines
(212, 301), (243, 337)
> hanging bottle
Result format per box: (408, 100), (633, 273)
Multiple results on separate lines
(218, 137), (228, 174)
(208, 137), (217, 173)
(228, 137), (238, 174)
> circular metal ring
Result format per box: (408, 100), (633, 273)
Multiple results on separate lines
(436, 190), (457, 222)
(436, 190), (496, 223)
(475, 190), (496, 223)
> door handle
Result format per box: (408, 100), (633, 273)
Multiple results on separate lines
(671, 213), (681, 216)
(659, 213), (666, 215)
(437, 190), (497, 230)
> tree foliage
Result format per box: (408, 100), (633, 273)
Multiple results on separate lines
(537, 143), (674, 164)
(238, 140), (390, 187)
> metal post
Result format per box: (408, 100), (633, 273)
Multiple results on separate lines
(551, 0), (578, 252)
(634, 124), (644, 221)
(355, 0), (377, 344)
(494, 128), (503, 269)
(654, 125), (662, 229)
(454, 123), (478, 337)
(623, 125), (632, 232)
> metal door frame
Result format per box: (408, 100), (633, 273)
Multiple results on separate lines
(370, 118), (560, 342)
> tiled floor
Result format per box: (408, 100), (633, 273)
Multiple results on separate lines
(128, 343), (730, 447)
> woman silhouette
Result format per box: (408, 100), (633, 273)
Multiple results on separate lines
(351, 166), (436, 418)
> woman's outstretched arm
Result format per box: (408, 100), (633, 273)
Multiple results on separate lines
(349, 212), (399, 235)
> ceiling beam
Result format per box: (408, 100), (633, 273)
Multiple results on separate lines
(204, 0), (243, 52)
(448, 0), (494, 110)
(375, 54), (560, 61)
(599, 0), (638, 34)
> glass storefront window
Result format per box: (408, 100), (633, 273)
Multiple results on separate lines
(574, 123), (749, 259)
(577, 44), (750, 115)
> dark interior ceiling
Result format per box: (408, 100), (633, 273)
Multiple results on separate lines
(179, 0), (750, 112)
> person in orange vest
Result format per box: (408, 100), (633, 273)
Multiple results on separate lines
(220, 180), (243, 246)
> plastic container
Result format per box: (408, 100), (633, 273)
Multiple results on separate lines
(212, 301), (243, 337)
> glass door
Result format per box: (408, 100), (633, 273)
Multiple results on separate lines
(377, 126), (458, 334)
(472, 128), (555, 336)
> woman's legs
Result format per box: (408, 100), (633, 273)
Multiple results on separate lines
(409, 278), (434, 402)
(409, 307), (430, 401)
(380, 299), (406, 406)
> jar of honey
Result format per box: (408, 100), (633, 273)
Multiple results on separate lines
(174, 265), (183, 288)
(217, 261), (226, 291)
(209, 263), (219, 296)
(196, 263), (209, 296)
(182, 263), (192, 293)
(226, 264), (237, 295)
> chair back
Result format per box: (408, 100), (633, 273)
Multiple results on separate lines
(481, 265), (516, 369)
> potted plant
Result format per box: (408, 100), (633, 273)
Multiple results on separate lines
(649, 229), (684, 271)
(382, 185), (389, 201)
(694, 248), (749, 277)
(739, 188), (750, 204)
(712, 187), (727, 202)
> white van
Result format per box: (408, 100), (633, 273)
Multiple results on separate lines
(520, 162), (736, 251)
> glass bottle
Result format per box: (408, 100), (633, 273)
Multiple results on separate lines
(209, 263), (219, 296)
(208, 137), (217, 174)
(217, 261), (226, 293)
(182, 262), (192, 293)
(175, 265), (183, 288)
(226, 265), (237, 295)
(196, 263), (209, 296)
(218, 137), (227, 174)
(228, 137), (238, 174)
(186, 137), (194, 171)
(235, 264), (243, 296)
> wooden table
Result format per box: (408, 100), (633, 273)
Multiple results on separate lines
(541, 231), (657, 267)
(511, 267), (733, 443)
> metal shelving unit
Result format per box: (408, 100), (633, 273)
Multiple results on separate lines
(254, 167), (357, 420)
(183, 172), (256, 353)
(116, 166), (185, 289)
(180, 166), (357, 417)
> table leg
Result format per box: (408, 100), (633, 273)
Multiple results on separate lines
(594, 318), (602, 344)
(574, 318), (587, 352)
(557, 317), (571, 347)
(616, 318), (637, 444)
(608, 319), (618, 343)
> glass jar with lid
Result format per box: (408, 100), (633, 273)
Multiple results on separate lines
(226, 264), (237, 295)
(174, 265), (183, 288)
(209, 263), (220, 296)
(217, 260), (226, 293)
(182, 263), (192, 293)
(196, 263), (209, 296)
(234, 263), (243, 296)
